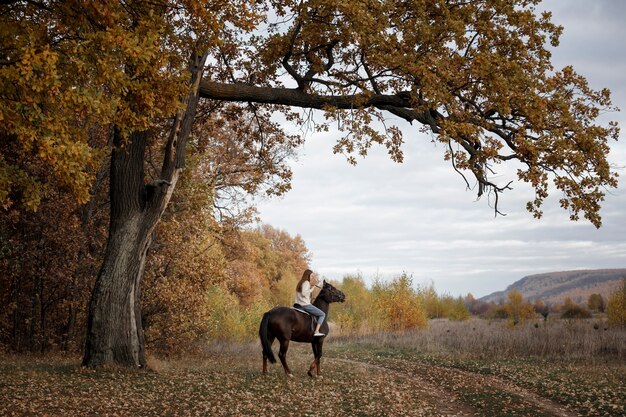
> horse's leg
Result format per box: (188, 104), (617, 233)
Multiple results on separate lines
(278, 339), (293, 377)
(263, 353), (267, 374)
(308, 343), (320, 378)
(262, 334), (275, 375)
(316, 342), (324, 377)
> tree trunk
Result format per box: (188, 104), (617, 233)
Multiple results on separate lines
(82, 127), (151, 367)
(82, 53), (207, 367)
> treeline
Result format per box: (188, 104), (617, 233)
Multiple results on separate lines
(0, 194), (311, 353)
(0, 188), (310, 354)
(332, 276), (626, 335)
(466, 287), (626, 325)
(333, 274), (469, 334)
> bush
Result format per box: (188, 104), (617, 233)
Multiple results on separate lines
(560, 304), (592, 319)
(334, 274), (372, 333)
(504, 290), (536, 323)
(371, 274), (427, 331)
(205, 285), (272, 342)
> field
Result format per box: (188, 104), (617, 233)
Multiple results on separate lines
(1, 320), (624, 417)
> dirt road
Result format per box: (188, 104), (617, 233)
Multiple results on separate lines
(328, 354), (577, 417)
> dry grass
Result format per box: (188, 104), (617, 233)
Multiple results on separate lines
(1, 320), (623, 416)
(0, 347), (449, 417)
(0, 322), (626, 417)
(335, 318), (626, 361)
(330, 319), (625, 416)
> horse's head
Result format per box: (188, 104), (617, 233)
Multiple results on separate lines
(318, 280), (346, 303)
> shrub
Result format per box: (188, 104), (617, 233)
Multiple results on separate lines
(503, 290), (536, 323)
(587, 293), (605, 313)
(371, 273), (427, 331)
(560, 304), (592, 319)
(334, 274), (372, 333)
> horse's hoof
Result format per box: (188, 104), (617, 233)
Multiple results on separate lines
(287, 373), (294, 378)
(307, 371), (314, 378)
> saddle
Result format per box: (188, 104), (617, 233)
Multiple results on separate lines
(293, 303), (317, 332)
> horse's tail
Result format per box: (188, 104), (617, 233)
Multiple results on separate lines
(259, 311), (276, 363)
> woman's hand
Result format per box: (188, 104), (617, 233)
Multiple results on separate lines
(312, 275), (322, 288)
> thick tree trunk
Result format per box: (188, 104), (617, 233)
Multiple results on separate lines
(82, 223), (154, 366)
(82, 53), (207, 367)
(82, 128), (152, 367)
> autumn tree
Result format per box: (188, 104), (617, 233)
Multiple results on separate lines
(2, 0), (265, 366)
(202, 0), (619, 225)
(372, 274), (427, 331)
(465, 293), (476, 311)
(504, 290), (536, 324)
(0, 124), (110, 352)
(2, 0), (620, 366)
(607, 280), (626, 326)
(333, 274), (372, 333)
(445, 296), (471, 321)
(587, 293), (605, 313)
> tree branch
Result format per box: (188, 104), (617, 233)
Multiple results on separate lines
(199, 81), (438, 128)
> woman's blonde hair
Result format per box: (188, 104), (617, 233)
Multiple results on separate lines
(296, 269), (313, 292)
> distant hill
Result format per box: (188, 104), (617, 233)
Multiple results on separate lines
(480, 269), (626, 305)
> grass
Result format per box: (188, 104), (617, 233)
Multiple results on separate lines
(334, 317), (626, 360)
(1, 319), (624, 416)
(331, 318), (625, 416)
(0, 348), (440, 417)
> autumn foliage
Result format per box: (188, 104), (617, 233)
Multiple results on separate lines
(333, 274), (473, 335)
(607, 280), (626, 326)
(1, 0), (622, 366)
(0, 108), (307, 353)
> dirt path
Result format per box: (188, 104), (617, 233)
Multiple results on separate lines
(330, 357), (477, 416)
(326, 355), (578, 417)
(423, 362), (578, 417)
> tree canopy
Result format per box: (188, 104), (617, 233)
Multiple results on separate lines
(0, 0), (260, 208)
(1, 0), (620, 225)
(200, 0), (619, 226)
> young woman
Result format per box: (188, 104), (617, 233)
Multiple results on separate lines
(295, 269), (326, 337)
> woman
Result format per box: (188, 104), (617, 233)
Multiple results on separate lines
(295, 269), (326, 337)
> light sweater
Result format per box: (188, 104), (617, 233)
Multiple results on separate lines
(295, 281), (315, 305)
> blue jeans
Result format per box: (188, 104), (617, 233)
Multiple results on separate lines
(301, 304), (325, 325)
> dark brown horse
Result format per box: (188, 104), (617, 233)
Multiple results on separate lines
(259, 281), (345, 377)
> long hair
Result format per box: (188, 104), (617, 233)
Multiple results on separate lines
(296, 269), (313, 292)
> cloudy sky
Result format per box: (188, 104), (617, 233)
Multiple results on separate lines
(255, 0), (626, 298)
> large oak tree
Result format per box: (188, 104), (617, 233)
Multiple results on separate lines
(1, 0), (619, 367)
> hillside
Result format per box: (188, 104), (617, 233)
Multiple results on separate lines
(480, 269), (626, 304)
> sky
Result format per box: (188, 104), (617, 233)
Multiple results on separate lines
(254, 0), (626, 298)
